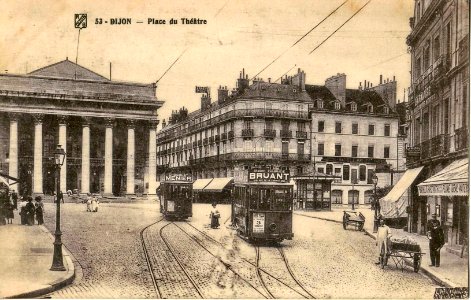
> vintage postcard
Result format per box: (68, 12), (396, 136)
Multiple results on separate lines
(0, 0), (469, 299)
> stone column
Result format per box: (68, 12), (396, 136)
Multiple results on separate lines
(126, 120), (135, 195)
(81, 117), (91, 194)
(104, 118), (114, 196)
(58, 116), (67, 193)
(147, 120), (158, 197)
(33, 114), (44, 195)
(8, 113), (19, 181)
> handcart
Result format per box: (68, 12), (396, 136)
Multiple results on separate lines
(342, 211), (365, 231)
(380, 238), (425, 272)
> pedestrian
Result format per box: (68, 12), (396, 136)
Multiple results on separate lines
(5, 194), (15, 224)
(19, 197), (28, 225)
(91, 195), (99, 212)
(10, 189), (18, 209)
(0, 191), (6, 226)
(428, 220), (445, 267)
(427, 213), (441, 232)
(25, 196), (36, 226)
(86, 193), (92, 212)
(375, 217), (392, 264)
(210, 202), (220, 229)
(58, 190), (64, 204)
(35, 196), (44, 225)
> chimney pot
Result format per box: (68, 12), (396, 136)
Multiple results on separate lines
(380, 74), (383, 84)
(268, 78), (271, 83)
(393, 75), (396, 81)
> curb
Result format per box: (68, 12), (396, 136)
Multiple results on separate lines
(6, 226), (76, 299)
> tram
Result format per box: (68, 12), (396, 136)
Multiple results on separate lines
(231, 170), (294, 242)
(160, 174), (193, 220)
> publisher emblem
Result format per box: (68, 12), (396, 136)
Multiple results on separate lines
(75, 14), (87, 29)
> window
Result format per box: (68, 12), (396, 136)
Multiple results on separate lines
(384, 106), (389, 114)
(368, 124), (375, 135)
(244, 120), (251, 130)
(364, 190), (373, 204)
(352, 123), (358, 134)
(335, 144), (342, 156)
(334, 101), (341, 110)
(282, 141), (289, 155)
(265, 119), (273, 130)
(326, 164), (333, 175)
(282, 120), (290, 131)
(318, 143), (324, 155)
(359, 165), (366, 181)
(317, 167), (324, 173)
(317, 99), (324, 109)
(368, 145), (374, 158)
(384, 146), (390, 158)
(416, 57), (422, 77)
(318, 120), (325, 132)
(351, 145), (358, 157)
(332, 190), (343, 204)
(296, 166), (303, 175)
(351, 169), (358, 183)
(368, 104), (374, 113)
(367, 169), (375, 184)
(424, 39), (431, 68)
(297, 142), (304, 155)
(351, 102), (357, 111)
(335, 122), (342, 133)
(384, 124), (390, 136)
(297, 121), (304, 132)
(343, 165), (350, 181)
(433, 35), (440, 62)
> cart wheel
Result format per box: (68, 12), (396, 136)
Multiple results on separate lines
(358, 222), (364, 231)
(413, 254), (421, 272)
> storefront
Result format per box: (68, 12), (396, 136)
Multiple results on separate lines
(193, 177), (234, 203)
(417, 158), (468, 248)
(292, 172), (339, 211)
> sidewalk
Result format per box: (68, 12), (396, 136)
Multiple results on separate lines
(295, 207), (469, 288)
(0, 217), (75, 298)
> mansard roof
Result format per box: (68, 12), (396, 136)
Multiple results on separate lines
(240, 81), (312, 102)
(29, 59), (109, 81)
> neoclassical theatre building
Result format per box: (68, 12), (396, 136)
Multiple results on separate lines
(0, 59), (163, 197)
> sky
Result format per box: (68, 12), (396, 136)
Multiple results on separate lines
(0, 0), (414, 127)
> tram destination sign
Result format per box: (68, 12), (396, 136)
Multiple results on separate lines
(164, 174), (193, 182)
(248, 170), (290, 183)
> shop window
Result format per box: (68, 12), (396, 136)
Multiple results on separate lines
(364, 190), (373, 204)
(332, 190), (343, 204)
(446, 202), (453, 222)
(348, 190), (359, 204)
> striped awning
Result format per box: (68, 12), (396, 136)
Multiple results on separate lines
(203, 177), (233, 192)
(418, 158), (468, 196)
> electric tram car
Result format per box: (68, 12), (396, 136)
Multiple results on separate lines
(159, 174), (193, 220)
(231, 170), (294, 242)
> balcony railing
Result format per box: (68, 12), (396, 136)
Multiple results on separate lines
(280, 130), (292, 138)
(419, 134), (449, 160)
(242, 129), (254, 138)
(296, 131), (308, 139)
(263, 129), (276, 138)
(455, 127), (468, 152)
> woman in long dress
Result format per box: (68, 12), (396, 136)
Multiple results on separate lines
(210, 202), (220, 229)
(91, 196), (99, 212)
(25, 197), (36, 226)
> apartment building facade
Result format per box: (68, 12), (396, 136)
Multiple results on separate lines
(406, 0), (469, 247)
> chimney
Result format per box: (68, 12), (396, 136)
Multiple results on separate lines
(201, 93), (211, 111)
(359, 82), (362, 90)
(218, 85), (229, 104)
(393, 75), (396, 81)
(291, 68), (306, 91)
(380, 74), (383, 84)
(364, 80), (367, 90)
(237, 68), (249, 93)
(325, 73), (346, 107)
(268, 78), (271, 83)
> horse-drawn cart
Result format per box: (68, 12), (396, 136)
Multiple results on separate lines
(342, 211), (365, 231)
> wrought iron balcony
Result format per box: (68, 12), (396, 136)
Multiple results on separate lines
(296, 131), (308, 139)
(280, 130), (292, 138)
(455, 127), (468, 152)
(263, 129), (276, 138)
(242, 129), (254, 138)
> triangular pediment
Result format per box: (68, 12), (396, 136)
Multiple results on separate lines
(29, 59), (109, 81)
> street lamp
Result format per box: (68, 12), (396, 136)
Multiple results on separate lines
(372, 173), (379, 233)
(50, 144), (66, 271)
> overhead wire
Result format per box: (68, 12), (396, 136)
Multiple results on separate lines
(156, 48), (188, 83)
(308, 0), (372, 55)
(251, 0), (349, 79)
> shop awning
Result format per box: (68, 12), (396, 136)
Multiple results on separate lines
(193, 178), (213, 191)
(417, 158), (469, 196)
(0, 172), (19, 186)
(203, 177), (234, 192)
(380, 166), (424, 219)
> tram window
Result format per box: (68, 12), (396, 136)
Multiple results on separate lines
(272, 188), (291, 210)
(249, 189), (258, 209)
(259, 189), (271, 210)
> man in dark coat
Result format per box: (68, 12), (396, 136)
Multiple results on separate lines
(428, 221), (445, 267)
(25, 197), (36, 226)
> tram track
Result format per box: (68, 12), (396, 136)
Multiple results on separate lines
(139, 218), (163, 298)
(182, 222), (315, 298)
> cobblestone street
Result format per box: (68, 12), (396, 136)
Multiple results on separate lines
(43, 202), (440, 298)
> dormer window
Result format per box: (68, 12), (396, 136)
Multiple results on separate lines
(351, 102), (357, 112)
(367, 103), (374, 113)
(383, 106), (389, 114)
(317, 99), (324, 109)
(334, 101), (341, 110)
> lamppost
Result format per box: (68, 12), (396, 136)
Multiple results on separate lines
(351, 177), (358, 210)
(51, 145), (66, 271)
(372, 173), (379, 233)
